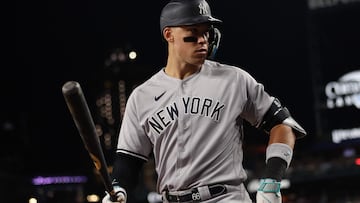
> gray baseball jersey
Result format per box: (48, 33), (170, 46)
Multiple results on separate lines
(117, 60), (274, 193)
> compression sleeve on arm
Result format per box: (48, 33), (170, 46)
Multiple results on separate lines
(263, 143), (293, 181)
(263, 157), (287, 181)
(111, 152), (146, 192)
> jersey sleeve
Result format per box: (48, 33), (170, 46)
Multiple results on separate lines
(116, 90), (152, 161)
(239, 70), (274, 127)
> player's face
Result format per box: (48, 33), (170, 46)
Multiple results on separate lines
(171, 24), (210, 66)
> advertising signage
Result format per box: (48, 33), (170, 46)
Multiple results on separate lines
(320, 70), (360, 144)
(308, 2), (360, 144)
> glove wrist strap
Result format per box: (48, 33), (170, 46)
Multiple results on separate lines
(257, 178), (281, 193)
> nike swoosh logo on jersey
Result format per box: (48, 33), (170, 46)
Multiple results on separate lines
(154, 91), (166, 101)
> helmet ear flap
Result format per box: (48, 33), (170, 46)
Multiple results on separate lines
(207, 26), (221, 60)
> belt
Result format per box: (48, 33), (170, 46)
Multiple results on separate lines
(165, 184), (227, 202)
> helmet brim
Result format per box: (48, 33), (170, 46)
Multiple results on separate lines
(161, 15), (222, 30)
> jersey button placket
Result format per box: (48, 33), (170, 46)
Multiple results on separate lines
(175, 82), (184, 177)
(176, 81), (189, 177)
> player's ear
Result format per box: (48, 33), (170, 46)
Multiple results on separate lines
(163, 27), (174, 42)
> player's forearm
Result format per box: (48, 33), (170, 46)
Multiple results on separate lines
(111, 152), (145, 191)
(268, 124), (296, 148)
(262, 124), (296, 181)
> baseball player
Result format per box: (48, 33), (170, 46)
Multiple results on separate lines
(102, 0), (307, 202)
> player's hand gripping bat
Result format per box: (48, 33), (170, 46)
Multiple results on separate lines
(62, 81), (118, 201)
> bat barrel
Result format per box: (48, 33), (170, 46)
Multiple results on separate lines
(62, 81), (116, 199)
(62, 81), (99, 154)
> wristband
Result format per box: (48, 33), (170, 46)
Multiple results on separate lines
(266, 143), (293, 168)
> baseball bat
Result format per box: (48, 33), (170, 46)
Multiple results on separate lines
(62, 81), (117, 201)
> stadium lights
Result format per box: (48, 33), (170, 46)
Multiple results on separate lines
(29, 198), (37, 203)
(129, 51), (137, 60)
(87, 194), (100, 202)
(32, 175), (87, 185)
(355, 158), (360, 166)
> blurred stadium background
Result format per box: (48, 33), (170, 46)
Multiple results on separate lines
(10, 0), (360, 202)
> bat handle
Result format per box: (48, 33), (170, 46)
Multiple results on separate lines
(110, 194), (118, 202)
(109, 187), (121, 202)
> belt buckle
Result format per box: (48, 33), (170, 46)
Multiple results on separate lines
(191, 188), (201, 202)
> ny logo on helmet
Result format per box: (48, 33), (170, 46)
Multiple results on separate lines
(198, 1), (209, 15)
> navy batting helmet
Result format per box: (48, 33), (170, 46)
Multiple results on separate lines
(160, 0), (222, 34)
